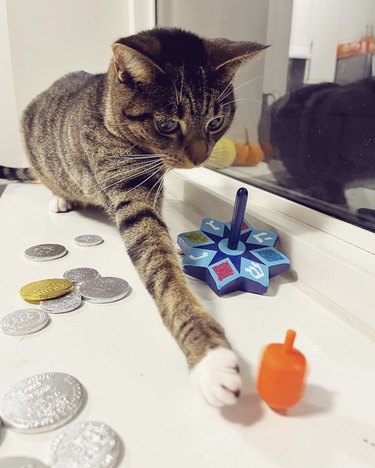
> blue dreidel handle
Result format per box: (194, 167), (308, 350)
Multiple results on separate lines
(228, 187), (248, 250)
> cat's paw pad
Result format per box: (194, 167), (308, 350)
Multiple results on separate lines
(190, 347), (242, 407)
(49, 196), (73, 213)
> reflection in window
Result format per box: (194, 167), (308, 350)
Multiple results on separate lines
(201, 0), (375, 232)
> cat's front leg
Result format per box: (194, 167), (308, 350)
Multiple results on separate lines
(112, 195), (242, 406)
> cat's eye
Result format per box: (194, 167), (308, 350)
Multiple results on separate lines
(155, 119), (180, 135)
(207, 116), (224, 133)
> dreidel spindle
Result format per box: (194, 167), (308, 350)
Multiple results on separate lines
(228, 188), (248, 250)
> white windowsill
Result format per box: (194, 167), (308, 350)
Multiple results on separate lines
(165, 168), (375, 340)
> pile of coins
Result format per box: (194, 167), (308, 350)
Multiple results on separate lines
(0, 235), (126, 466)
(0, 372), (121, 467)
(1, 237), (131, 337)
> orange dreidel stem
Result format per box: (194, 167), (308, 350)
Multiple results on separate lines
(256, 330), (307, 409)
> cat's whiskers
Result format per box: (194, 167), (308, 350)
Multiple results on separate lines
(105, 153), (164, 161)
(147, 160), (173, 198)
(103, 157), (162, 172)
(217, 75), (263, 103)
(100, 154), (172, 189)
(153, 175), (165, 211)
(102, 167), (164, 193)
(152, 166), (171, 211)
(124, 162), (167, 196)
(148, 161), (170, 193)
(102, 160), (164, 191)
(215, 58), (246, 103)
(171, 79), (180, 107)
(103, 160), (162, 181)
(104, 161), (162, 184)
(179, 62), (185, 104)
(101, 155), (165, 172)
(126, 155), (165, 161)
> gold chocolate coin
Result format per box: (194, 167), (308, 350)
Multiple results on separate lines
(19, 279), (73, 301)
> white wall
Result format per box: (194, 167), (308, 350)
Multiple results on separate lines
(1, 0), (130, 167)
(7, 0), (130, 118)
(338, 0), (375, 43)
(263, 0), (293, 98)
(307, 0), (341, 83)
(289, 0), (313, 59)
(0, 0), (25, 166)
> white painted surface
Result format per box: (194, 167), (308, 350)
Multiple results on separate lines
(263, 0), (293, 98)
(0, 0), (26, 166)
(289, 0), (313, 59)
(338, 0), (375, 43)
(134, 0), (155, 32)
(6, 0), (129, 117)
(1, 0), (130, 167)
(0, 183), (374, 467)
(0, 0), (152, 168)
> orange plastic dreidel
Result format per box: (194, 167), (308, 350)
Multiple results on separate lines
(256, 329), (307, 409)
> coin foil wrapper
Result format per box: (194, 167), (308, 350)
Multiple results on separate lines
(50, 421), (121, 468)
(63, 267), (100, 285)
(40, 289), (82, 314)
(1, 309), (49, 336)
(74, 235), (103, 247)
(0, 457), (49, 468)
(0, 373), (85, 433)
(19, 278), (73, 301)
(24, 244), (67, 261)
(79, 277), (130, 303)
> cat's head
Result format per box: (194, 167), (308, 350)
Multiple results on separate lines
(106, 28), (266, 168)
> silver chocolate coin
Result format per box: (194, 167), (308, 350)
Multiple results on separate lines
(40, 289), (82, 314)
(1, 309), (49, 336)
(0, 372), (84, 433)
(24, 244), (67, 261)
(50, 421), (121, 468)
(0, 457), (49, 468)
(63, 267), (100, 285)
(74, 235), (103, 247)
(79, 277), (130, 303)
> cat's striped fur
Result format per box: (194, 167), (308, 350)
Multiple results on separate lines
(1, 28), (265, 405)
(0, 166), (35, 182)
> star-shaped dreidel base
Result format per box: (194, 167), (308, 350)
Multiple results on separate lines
(177, 188), (290, 296)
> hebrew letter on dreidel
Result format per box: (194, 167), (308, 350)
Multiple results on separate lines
(206, 220), (220, 231)
(245, 261), (265, 279)
(189, 252), (209, 261)
(253, 232), (274, 243)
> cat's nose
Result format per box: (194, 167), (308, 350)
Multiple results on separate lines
(185, 139), (208, 165)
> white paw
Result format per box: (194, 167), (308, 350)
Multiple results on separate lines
(191, 347), (242, 407)
(49, 196), (73, 213)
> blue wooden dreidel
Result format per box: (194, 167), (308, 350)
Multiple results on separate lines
(177, 187), (290, 296)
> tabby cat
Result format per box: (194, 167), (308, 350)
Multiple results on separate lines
(0, 28), (265, 406)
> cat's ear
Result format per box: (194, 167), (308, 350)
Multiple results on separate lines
(112, 43), (165, 83)
(204, 39), (268, 83)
